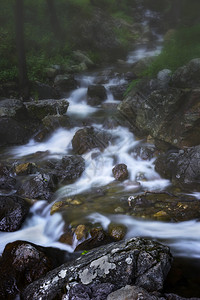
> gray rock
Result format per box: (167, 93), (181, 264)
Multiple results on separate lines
(172, 58), (200, 88)
(72, 127), (111, 154)
(24, 99), (69, 120)
(156, 146), (200, 191)
(0, 98), (26, 119)
(87, 85), (107, 106)
(54, 74), (78, 93)
(32, 82), (60, 100)
(0, 195), (30, 232)
(107, 285), (160, 300)
(23, 238), (172, 300)
(157, 69), (172, 89)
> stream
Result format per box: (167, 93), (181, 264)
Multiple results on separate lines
(0, 13), (200, 297)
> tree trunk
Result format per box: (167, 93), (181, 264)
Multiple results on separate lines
(46, 0), (63, 40)
(15, 0), (29, 100)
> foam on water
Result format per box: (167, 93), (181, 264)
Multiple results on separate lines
(87, 213), (200, 258)
(0, 201), (73, 254)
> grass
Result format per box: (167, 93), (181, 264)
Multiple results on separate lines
(144, 24), (200, 77)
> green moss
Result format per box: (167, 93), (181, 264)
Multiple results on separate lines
(124, 79), (141, 97)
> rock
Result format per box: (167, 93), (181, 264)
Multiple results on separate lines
(54, 74), (78, 94)
(0, 195), (30, 231)
(155, 146), (200, 191)
(0, 98), (26, 119)
(14, 162), (37, 175)
(18, 173), (56, 201)
(0, 163), (16, 191)
(24, 99), (69, 120)
(42, 115), (73, 130)
(45, 155), (85, 184)
(119, 86), (200, 148)
(32, 82), (60, 100)
(108, 223), (127, 241)
(73, 50), (94, 68)
(112, 164), (129, 181)
(23, 238), (172, 299)
(74, 225), (87, 241)
(0, 117), (31, 146)
(171, 58), (200, 88)
(157, 69), (172, 89)
(87, 85), (107, 106)
(109, 84), (128, 100)
(72, 127), (111, 154)
(107, 285), (160, 300)
(127, 192), (200, 221)
(0, 241), (79, 299)
(67, 282), (115, 300)
(59, 228), (74, 245)
(132, 144), (156, 160)
(75, 227), (114, 251)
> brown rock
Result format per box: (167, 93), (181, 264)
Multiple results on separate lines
(112, 163), (129, 181)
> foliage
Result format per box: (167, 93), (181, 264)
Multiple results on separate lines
(143, 24), (200, 77)
(124, 79), (140, 97)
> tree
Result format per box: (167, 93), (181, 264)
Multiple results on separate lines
(46, 0), (64, 41)
(15, 0), (29, 99)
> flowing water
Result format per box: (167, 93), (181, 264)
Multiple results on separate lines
(0, 13), (200, 297)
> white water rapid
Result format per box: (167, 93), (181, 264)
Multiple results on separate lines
(0, 37), (200, 264)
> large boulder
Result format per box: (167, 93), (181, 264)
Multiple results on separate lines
(23, 238), (172, 299)
(0, 163), (16, 191)
(118, 87), (200, 148)
(0, 98), (27, 119)
(72, 127), (111, 154)
(155, 146), (200, 191)
(45, 155), (85, 184)
(54, 74), (78, 94)
(171, 58), (200, 88)
(18, 173), (56, 201)
(0, 241), (79, 299)
(24, 99), (69, 120)
(31, 82), (60, 100)
(87, 85), (107, 106)
(0, 195), (30, 232)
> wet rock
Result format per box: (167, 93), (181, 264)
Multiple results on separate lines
(132, 144), (156, 160)
(0, 117), (32, 146)
(46, 155), (85, 184)
(0, 241), (79, 299)
(0, 98), (26, 119)
(59, 227), (74, 246)
(119, 86), (200, 148)
(109, 84), (128, 100)
(107, 285), (160, 300)
(24, 99), (69, 120)
(75, 227), (114, 251)
(72, 127), (111, 154)
(54, 74), (78, 94)
(87, 85), (107, 106)
(0, 195), (30, 231)
(155, 146), (200, 191)
(31, 82), (60, 100)
(0, 163), (16, 191)
(74, 225), (87, 241)
(14, 162), (37, 176)
(128, 192), (200, 222)
(171, 58), (200, 88)
(108, 223), (127, 241)
(112, 164), (129, 181)
(68, 282), (115, 300)
(23, 238), (172, 299)
(42, 115), (73, 131)
(18, 173), (56, 201)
